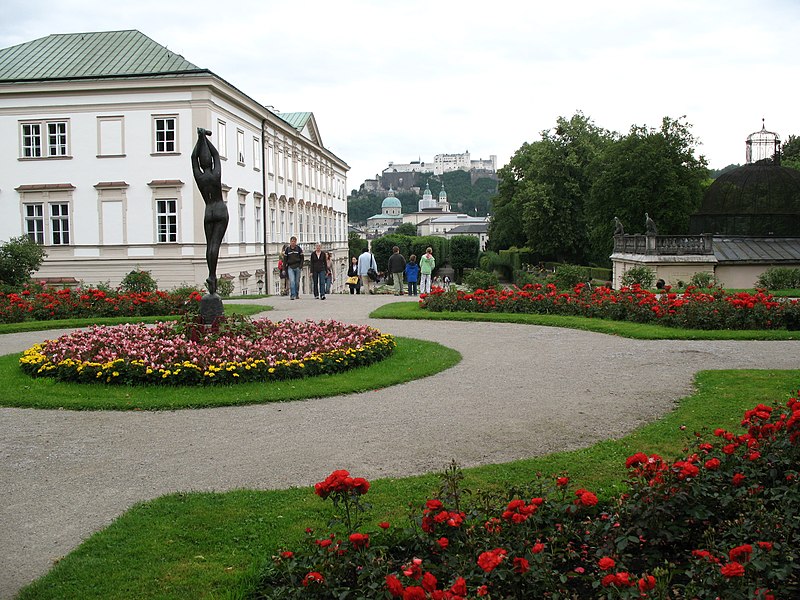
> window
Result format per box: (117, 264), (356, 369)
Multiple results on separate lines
(217, 120), (227, 158)
(153, 116), (177, 153)
(254, 198), (263, 242)
(239, 200), (247, 243)
(236, 129), (245, 164)
(50, 203), (70, 245)
(25, 204), (44, 243)
(20, 120), (69, 158)
(270, 208), (276, 242)
(253, 137), (261, 171)
(268, 145), (275, 175)
(156, 199), (177, 242)
(298, 212), (304, 242)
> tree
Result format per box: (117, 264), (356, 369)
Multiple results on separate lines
(348, 232), (365, 261)
(585, 116), (708, 263)
(449, 235), (479, 281)
(782, 134), (800, 171)
(0, 236), (47, 288)
(489, 112), (614, 263)
(394, 222), (417, 236)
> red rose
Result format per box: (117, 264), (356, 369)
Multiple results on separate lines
(638, 575), (656, 592)
(385, 574), (404, 597)
(729, 544), (753, 562)
(437, 537), (449, 549)
(732, 473), (746, 486)
(477, 548), (507, 573)
(449, 577), (467, 596)
(757, 541), (773, 551)
(349, 532), (369, 549)
(531, 542), (545, 554)
(513, 557), (530, 574)
(302, 571), (324, 586)
(704, 457), (721, 470)
(579, 491), (598, 506)
(280, 551), (293, 559)
(721, 562), (745, 577)
(477, 585), (489, 597)
(379, 521), (391, 529)
(402, 586), (427, 600)
(598, 557), (616, 571)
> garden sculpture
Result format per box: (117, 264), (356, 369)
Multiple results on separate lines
(191, 127), (229, 323)
(645, 212), (657, 235)
(613, 217), (624, 235)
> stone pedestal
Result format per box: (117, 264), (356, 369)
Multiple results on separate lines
(199, 293), (224, 325)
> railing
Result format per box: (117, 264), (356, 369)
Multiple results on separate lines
(613, 234), (714, 255)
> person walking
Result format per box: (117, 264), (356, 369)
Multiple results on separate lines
(419, 247), (435, 294)
(347, 256), (361, 294)
(357, 247), (378, 295)
(309, 243), (328, 300)
(405, 254), (420, 296)
(325, 253), (334, 295)
(283, 236), (304, 300)
(387, 245), (406, 296)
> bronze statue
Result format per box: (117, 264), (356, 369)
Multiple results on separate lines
(613, 217), (624, 235)
(645, 212), (657, 235)
(191, 128), (229, 295)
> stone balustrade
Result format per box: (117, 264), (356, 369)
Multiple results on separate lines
(613, 234), (714, 255)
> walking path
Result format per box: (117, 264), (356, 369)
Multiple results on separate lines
(2, 293), (800, 598)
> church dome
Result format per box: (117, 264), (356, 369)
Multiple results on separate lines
(382, 188), (402, 210)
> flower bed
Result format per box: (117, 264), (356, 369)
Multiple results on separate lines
(19, 318), (395, 385)
(0, 285), (200, 323)
(257, 396), (799, 599)
(421, 283), (800, 330)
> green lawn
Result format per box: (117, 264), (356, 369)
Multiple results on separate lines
(370, 301), (800, 340)
(18, 369), (799, 599)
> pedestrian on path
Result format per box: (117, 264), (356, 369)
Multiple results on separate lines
(387, 246), (406, 296)
(283, 237), (304, 300)
(419, 247), (435, 294)
(405, 254), (420, 296)
(309, 243), (328, 300)
(357, 247), (378, 294)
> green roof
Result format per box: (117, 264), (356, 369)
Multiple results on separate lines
(277, 112), (312, 131)
(0, 30), (205, 82)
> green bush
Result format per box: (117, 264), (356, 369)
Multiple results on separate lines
(554, 264), (591, 289)
(689, 271), (717, 289)
(0, 236), (47, 289)
(463, 269), (499, 291)
(620, 265), (656, 288)
(217, 277), (234, 297)
(756, 267), (800, 290)
(120, 269), (158, 293)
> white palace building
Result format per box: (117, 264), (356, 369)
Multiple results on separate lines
(0, 30), (350, 295)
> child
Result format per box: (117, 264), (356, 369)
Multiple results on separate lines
(405, 254), (420, 296)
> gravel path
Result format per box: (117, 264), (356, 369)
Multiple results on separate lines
(2, 294), (800, 598)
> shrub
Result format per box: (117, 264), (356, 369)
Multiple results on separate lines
(0, 236), (47, 289)
(620, 265), (656, 288)
(216, 277), (234, 297)
(120, 269), (158, 293)
(689, 271), (717, 289)
(463, 270), (499, 291)
(553, 264), (591, 289)
(756, 267), (800, 290)
(256, 397), (800, 598)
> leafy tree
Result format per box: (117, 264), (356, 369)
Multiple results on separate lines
(348, 231), (365, 261)
(449, 235), (479, 281)
(782, 134), (800, 171)
(394, 222), (417, 236)
(346, 194), (382, 224)
(370, 235), (414, 272)
(0, 236), (47, 288)
(586, 116), (708, 263)
(120, 269), (158, 293)
(489, 112), (613, 263)
(709, 163), (741, 179)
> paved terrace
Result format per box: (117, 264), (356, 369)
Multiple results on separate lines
(2, 293), (800, 597)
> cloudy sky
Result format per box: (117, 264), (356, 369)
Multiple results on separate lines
(2, 0), (799, 191)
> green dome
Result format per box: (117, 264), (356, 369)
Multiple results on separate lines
(382, 196), (402, 209)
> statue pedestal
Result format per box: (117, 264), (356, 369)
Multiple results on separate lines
(199, 293), (224, 325)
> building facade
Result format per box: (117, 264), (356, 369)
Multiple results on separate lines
(0, 30), (350, 294)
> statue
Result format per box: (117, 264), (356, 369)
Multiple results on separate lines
(645, 212), (657, 235)
(191, 128), (229, 323)
(613, 216), (624, 235)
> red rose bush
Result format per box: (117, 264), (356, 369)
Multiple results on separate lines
(421, 283), (800, 331)
(256, 394), (799, 598)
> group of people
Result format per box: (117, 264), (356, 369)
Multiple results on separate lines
(279, 239), (439, 299)
(346, 246), (436, 296)
(279, 236), (335, 300)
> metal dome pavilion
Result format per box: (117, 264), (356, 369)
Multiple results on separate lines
(690, 121), (800, 236)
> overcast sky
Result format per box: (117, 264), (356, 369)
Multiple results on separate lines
(3, 0), (799, 192)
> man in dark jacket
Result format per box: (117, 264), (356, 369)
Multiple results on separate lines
(309, 243), (328, 300)
(283, 236), (304, 300)
(387, 246), (406, 296)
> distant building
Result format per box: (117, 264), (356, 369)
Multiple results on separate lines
(433, 151), (497, 176)
(364, 152), (498, 192)
(366, 188), (404, 236)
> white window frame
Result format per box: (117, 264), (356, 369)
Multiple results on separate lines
(254, 196), (263, 242)
(20, 119), (70, 158)
(253, 137), (261, 171)
(217, 120), (227, 158)
(156, 199), (178, 242)
(23, 200), (72, 245)
(153, 115), (178, 154)
(270, 207), (276, 242)
(236, 129), (245, 165)
(50, 203), (70, 245)
(238, 197), (247, 243)
(25, 204), (44, 244)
